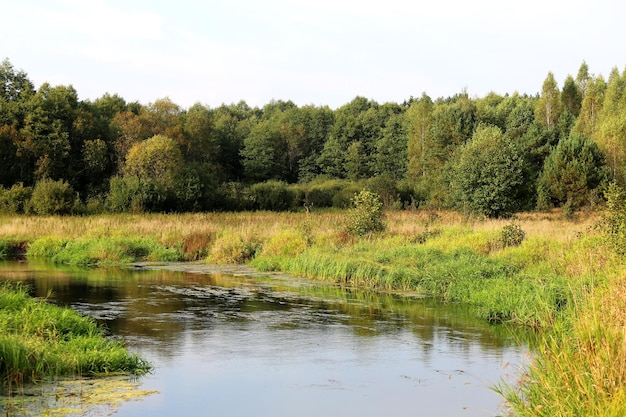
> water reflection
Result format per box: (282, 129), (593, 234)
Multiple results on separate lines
(0, 261), (528, 417)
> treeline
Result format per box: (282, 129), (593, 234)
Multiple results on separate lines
(0, 59), (623, 216)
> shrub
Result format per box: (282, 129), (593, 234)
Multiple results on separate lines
(346, 190), (386, 237)
(597, 182), (626, 254)
(258, 229), (307, 258)
(452, 125), (527, 217)
(28, 178), (75, 215)
(0, 183), (32, 214)
(501, 222), (526, 248)
(208, 233), (262, 264)
(250, 181), (297, 211)
(332, 183), (362, 208)
(537, 133), (607, 210)
(366, 173), (399, 208)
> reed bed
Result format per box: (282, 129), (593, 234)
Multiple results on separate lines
(2, 209), (625, 413)
(0, 283), (151, 389)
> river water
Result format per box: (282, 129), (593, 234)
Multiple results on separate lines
(0, 261), (527, 417)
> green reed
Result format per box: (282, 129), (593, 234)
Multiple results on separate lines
(0, 283), (151, 389)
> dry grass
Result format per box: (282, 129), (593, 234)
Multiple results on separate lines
(0, 209), (598, 249)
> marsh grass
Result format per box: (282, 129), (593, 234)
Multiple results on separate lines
(26, 236), (181, 266)
(497, 279), (626, 416)
(1, 209), (625, 414)
(0, 283), (151, 389)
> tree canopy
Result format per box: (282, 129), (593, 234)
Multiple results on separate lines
(0, 58), (619, 216)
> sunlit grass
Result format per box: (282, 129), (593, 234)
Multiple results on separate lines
(0, 283), (151, 389)
(1, 208), (625, 414)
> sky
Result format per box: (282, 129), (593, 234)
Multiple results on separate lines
(2, 0), (625, 109)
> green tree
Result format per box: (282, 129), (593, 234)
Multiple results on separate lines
(561, 75), (582, 117)
(29, 177), (75, 215)
(452, 125), (527, 217)
(535, 72), (562, 130)
(572, 75), (605, 139)
(406, 93), (434, 183)
(19, 83), (79, 182)
(0, 58), (35, 128)
(576, 61), (591, 98)
(346, 190), (386, 236)
(121, 135), (184, 211)
(537, 133), (607, 210)
(181, 103), (217, 162)
(344, 141), (368, 180)
(594, 68), (626, 184)
(373, 113), (407, 180)
(0, 125), (21, 186)
(211, 102), (254, 181)
(241, 118), (287, 182)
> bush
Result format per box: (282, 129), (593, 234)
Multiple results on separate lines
(249, 181), (297, 211)
(332, 183), (363, 208)
(537, 133), (607, 210)
(28, 178), (75, 215)
(0, 183), (32, 214)
(366, 174), (399, 208)
(208, 233), (262, 264)
(452, 125), (527, 218)
(346, 190), (386, 237)
(501, 222), (526, 247)
(304, 179), (347, 208)
(597, 182), (626, 255)
(217, 182), (255, 211)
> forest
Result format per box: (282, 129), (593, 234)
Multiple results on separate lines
(0, 59), (623, 217)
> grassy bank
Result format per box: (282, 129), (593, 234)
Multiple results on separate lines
(1, 209), (625, 414)
(0, 283), (151, 390)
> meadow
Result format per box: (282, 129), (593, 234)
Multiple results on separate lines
(0, 209), (625, 415)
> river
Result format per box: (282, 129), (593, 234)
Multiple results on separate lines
(0, 260), (527, 417)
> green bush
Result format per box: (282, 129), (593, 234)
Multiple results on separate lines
(501, 222), (526, 247)
(304, 179), (346, 208)
(597, 182), (626, 254)
(452, 125), (527, 218)
(0, 183), (32, 214)
(332, 183), (362, 208)
(28, 178), (76, 215)
(250, 181), (297, 211)
(346, 190), (386, 237)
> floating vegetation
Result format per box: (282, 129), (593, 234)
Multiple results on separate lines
(1, 375), (158, 416)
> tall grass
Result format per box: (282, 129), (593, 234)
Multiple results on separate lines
(497, 278), (626, 416)
(0, 283), (151, 389)
(1, 209), (623, 413)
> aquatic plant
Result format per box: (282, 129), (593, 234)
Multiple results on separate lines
(0, 283), (151, 389)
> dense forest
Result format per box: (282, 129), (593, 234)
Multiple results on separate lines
(0, 59), (623, 217)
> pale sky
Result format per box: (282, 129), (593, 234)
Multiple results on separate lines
(2, 0), (625, 109)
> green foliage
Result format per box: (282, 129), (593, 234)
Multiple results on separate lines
(452, 125), (527, 217)
(0, 283), (151, 386)
(346, 190), (386, 236)
(27, 236), (180, 265)
(216, 181), (255, 211)
(537, 133), (607, 210)
(500, 222), (526, 247)
(535, 72), (562, 130)
(122, 135), (184, 210)
(597, 182), (626, 254)
(28, 178), (76, 215)
(365, 173), (399, 208)
(0, 183), (32, 214)
(208, 233), (262, 264)
(4, 58), (626, 215)
(249, 181), (298, 211)
(106, 175), (143, 213)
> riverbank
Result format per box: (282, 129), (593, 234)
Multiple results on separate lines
(1, 209), (625, 414)
(0, 283), (152, 391)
